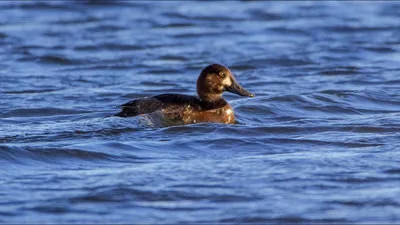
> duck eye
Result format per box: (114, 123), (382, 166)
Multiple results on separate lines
(219, 72), (226, 78)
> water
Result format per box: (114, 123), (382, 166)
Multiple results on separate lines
(1, 1), (400, 223)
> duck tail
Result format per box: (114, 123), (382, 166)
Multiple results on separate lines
(113, 111), (128, 117)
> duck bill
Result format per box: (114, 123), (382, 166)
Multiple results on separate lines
(226, 81), (255, 97)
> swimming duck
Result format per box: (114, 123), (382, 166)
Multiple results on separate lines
(114, 64), (254, 125)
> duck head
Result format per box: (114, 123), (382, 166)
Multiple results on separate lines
(196, 64), (255, 102)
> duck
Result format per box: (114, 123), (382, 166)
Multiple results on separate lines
(114, 64), (254, 126)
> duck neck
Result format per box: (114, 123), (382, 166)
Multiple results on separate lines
(200, 93), (222, 102)
(198, 93), (227, 110)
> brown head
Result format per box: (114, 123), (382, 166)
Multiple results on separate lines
(196, 64), (255, 102)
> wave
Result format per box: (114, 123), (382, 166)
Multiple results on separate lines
(1, 107), (92, 118)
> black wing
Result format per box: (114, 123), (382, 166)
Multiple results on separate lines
(114, 94), (203, 117)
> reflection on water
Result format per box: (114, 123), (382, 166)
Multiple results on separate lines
(1, 1), (400, 223)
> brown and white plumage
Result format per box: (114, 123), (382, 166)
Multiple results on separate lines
(114, 64), (254, 125)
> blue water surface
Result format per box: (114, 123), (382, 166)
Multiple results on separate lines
(0, 1), (400, 223)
